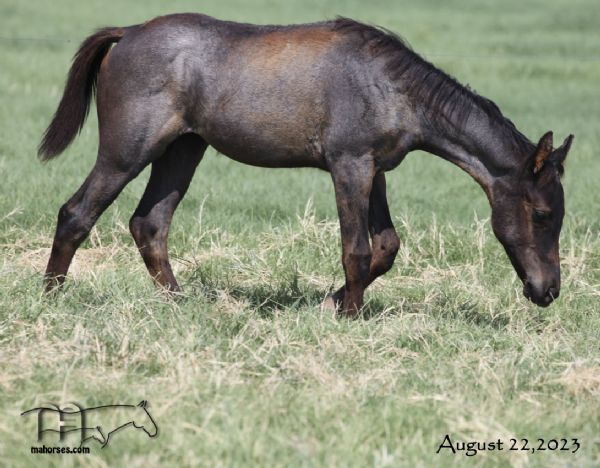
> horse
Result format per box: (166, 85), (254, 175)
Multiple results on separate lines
(39, 14), (573, 317)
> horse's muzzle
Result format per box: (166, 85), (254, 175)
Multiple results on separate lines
(523, 281), (560, 307)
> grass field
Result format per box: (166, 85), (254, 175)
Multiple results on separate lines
(1, 0), (599, 466)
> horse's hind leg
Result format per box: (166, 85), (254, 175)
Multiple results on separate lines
(44, 111), (182, 292)
(323, 172), (399, 311)
(44, 163), (142, 291)
(129, 134), (207, 291)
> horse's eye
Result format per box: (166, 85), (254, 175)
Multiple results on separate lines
(533, 209), (551, 223)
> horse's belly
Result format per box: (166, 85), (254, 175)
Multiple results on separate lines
(204, 132), (325, 169)
(197, 106), (327, 169)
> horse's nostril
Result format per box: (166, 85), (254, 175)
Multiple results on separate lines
(547, 287), (559, 300)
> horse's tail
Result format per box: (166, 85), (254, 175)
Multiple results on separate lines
(38, 26), (134, 161)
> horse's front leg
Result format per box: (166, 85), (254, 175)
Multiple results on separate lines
(324, 172), (400, 310)
(328, 155), (375, 317)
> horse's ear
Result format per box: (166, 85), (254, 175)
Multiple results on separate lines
(137, 400), (147, 408)
(531, 131), (554, 175)
(549, 134), (574, 170)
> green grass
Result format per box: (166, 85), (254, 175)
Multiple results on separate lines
(1, 0), (599, 466)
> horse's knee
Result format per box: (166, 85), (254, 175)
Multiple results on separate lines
(384, 231), (400, 260)
(372, 231), (400, 274)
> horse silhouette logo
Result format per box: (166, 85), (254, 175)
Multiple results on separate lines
(21, 400), (158, 448)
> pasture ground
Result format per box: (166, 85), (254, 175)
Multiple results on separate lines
(1, 0), (598, 466)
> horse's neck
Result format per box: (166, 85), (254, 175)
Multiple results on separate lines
(416, 107), (532, 201)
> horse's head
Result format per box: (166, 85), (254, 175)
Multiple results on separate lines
(490, 131), (573, 307)
(132, 400), (158, 437)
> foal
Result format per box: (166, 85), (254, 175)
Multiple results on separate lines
(40, 15), (573, 316)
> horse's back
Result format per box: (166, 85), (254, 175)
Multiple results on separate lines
(98, 14), (389, 168)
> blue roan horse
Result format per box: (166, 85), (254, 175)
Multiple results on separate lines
(39, 14), (573, 316)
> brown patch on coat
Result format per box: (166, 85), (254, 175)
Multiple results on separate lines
(242, 27), (341, 72)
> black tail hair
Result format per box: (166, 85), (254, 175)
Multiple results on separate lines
(38, 26), (132, 160)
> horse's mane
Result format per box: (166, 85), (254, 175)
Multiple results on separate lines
(333, 18), (533, 154)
